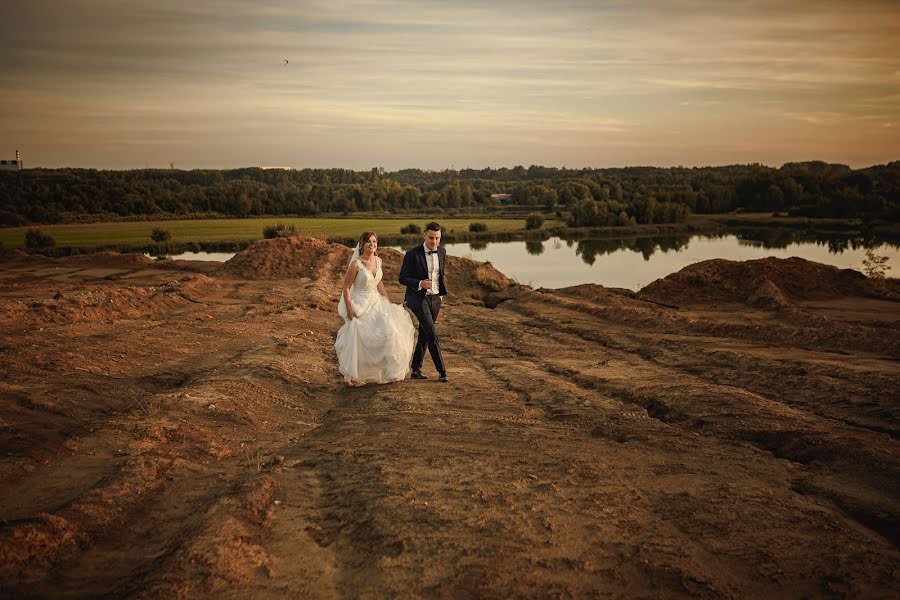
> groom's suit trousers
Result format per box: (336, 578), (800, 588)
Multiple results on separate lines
(409, 294), (445, 376)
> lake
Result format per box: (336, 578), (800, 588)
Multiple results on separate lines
(151, 233), (899, 291)
(440, 234), (900, 290)
(145, 250), (239, 263)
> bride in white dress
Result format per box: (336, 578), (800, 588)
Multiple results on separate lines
(335, 232), (416, 387)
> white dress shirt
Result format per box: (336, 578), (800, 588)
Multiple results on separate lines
(421, 243), (440, 295)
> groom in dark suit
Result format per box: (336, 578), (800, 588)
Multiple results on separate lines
(399, 222), (448, 382)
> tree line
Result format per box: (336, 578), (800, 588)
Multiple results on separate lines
(1, 161), (897, 227)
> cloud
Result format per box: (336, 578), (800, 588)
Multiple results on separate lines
(1, 0), (898, 168)
(782, 112), (845, 126)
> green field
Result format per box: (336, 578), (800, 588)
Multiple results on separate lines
(0, 217), (543, 249)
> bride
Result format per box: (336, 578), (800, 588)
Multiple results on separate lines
(335, 231), (416, 387)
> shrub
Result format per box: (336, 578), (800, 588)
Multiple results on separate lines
(525, 213), (544, 230)
(862, 248), (891, 279)
(24, 228), (55, 252)
(262, 223), (297, 239)
(400, 223), (422, 234)
(468, 222), (488, 233)
(150, 227), (171, 243)
(687, 274), (709, 287)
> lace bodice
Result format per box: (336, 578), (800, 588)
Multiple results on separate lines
(338, 257), (383, 321)
(338, 257), (384, 319)
(351, 257), (382, 294)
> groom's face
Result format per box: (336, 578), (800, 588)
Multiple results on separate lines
(424, 229), (441, 251)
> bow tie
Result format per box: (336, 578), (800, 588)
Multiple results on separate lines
(427, 250), (437, 255)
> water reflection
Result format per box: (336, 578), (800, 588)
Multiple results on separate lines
(145, 240), (250, 259)
(731, 227), (897, 253)
(575, 235), (694, 265)
(525, 240), (544, 256)
(565, 230), (900, 267)
(145, 250), (236, 262)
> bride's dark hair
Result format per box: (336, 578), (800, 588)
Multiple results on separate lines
(357, 231), (377, 250)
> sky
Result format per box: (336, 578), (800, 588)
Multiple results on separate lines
(2, 0), (899, 170)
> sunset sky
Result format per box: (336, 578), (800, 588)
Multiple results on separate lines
(2, 0), (898, 170)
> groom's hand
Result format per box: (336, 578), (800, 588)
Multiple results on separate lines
(421, 280), (432, 289)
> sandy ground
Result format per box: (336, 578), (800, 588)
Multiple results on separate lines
(0, 237), (897, 599)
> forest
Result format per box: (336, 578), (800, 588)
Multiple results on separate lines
(1, 161), (897, 227)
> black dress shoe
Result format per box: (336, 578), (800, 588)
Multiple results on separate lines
(411, 370), (428, 380)
(439, 374), (449, 383)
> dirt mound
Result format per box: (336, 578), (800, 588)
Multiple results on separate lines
(66, 252), (156, 269)
(552, 284), (637, 305)
(638, 257), (899, 310)
(221, 236), (348, 280)
(222, 237), (511, 304)
(0, 513), (88, 585)
(446, 257), (511, 302)
(0, 274), (216, 327)
(0, 251), (157, 280)
(0, 248), (28, 260)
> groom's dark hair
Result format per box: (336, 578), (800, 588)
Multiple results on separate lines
(425, 221), (441, 232)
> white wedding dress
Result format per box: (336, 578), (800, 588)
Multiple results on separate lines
(335, 257), (415, 383)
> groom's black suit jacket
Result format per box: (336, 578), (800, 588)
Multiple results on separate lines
(399, 245), (447, 303)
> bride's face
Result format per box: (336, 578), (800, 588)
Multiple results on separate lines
(362, 236), (377, 255)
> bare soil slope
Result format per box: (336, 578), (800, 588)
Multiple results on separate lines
(1, 239), (897, 598)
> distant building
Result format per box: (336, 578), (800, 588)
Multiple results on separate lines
(490, 193), (511, 201)
(260, 166), (294, 170)
(0, 149), (22, 170)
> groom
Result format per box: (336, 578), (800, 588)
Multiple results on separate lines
(399, 222), (448, 383)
